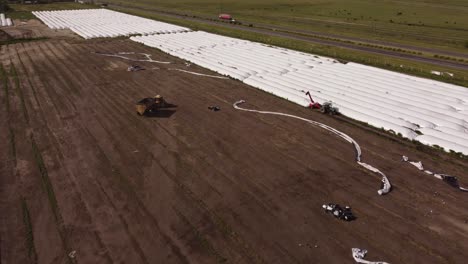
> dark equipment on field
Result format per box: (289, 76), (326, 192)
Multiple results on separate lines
(322, 203), (355, 221)
(128, 65), (145, 72)
(305, 91), (339, 115)
(320, 101), (339, 115)
(136, 95), (176, 117)
(208, 106), (221, 111)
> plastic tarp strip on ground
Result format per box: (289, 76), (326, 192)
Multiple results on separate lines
(402, 156), (468, 192)
(352, 248), (390, 264)
(167, 68), (229, 79)
(93, 51), (171, 64)
(233, 100), (391, 195)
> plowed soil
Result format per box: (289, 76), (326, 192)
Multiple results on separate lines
(1, 35), (468, 264)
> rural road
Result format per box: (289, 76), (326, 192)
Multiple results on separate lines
(110, 4), (468, 71)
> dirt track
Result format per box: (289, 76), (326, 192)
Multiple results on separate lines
(1, 35), (468, 264)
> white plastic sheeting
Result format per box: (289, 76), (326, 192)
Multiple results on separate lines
(402, 156), (468, 192)
(131, 31), (468, 155)
(352, 248), (389, 264)
(0, 13), (12, 27)
(94, 51), (171, 64)
(233, 100), (391, 195)
(32, 9), (190, 39)
(168, 68), (229, 79)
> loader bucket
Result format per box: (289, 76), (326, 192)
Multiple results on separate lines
(136, 98), (154, 115)
(136, 104), (147, 115)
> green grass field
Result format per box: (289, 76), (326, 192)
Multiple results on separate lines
(106, 0), (468, 53)
(7, 2), (97, 20)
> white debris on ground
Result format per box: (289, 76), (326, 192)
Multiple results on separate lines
(431, 71), (454, 77)
(0, 13), (13, 27)
(94, 51), (228, 78)
(131, 31), (468, 155)
(402, 156), (468, 192)
(352, 248), (389, 264)
(32, 9), (190, 39)
(68, 250), (77, 259)
(94, 51), (171, 64)
(168, 68), (229, 79)
(234, 100), (392, 195)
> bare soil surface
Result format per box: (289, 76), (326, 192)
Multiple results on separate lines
(0, 29), (13, 41)
(1, 37), (468, 264)
(9, 19), (78, 39)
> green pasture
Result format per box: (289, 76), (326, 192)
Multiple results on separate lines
(7, 2), (97, 20)
(106, 0), (468, 52)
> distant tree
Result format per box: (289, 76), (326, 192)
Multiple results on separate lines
(0, 0), (10, 13)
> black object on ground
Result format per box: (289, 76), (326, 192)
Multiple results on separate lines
(322, 203), (356, 221)
(208, 106), (221, 111)
(128, 65), (145, 72)
(136, 95), (177, 118)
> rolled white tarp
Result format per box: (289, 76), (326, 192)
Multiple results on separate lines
(352, 248), (389, 264)
(402, 156), (468, 192)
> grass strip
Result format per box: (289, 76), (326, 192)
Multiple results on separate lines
(30, 134), (60, 222)
(0, 63), (10, 112)
(21, 198), (38, 263)
(0, 37), (49, 47)
(9, 126), (16, 163)
(30, 135), (74, 263)
(174, 208), (228, 263)
(10, 63), (29, 123)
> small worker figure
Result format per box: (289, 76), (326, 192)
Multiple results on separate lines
(154, 95), (165, 107)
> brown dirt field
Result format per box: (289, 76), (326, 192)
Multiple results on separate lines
(0, 29), (13, 41)
(1, 37), (468, 264)
(9, 19), (78, 39)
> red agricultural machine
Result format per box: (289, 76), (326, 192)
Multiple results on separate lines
(218, 13), (236, 22)
(305, 91), (339, 115)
